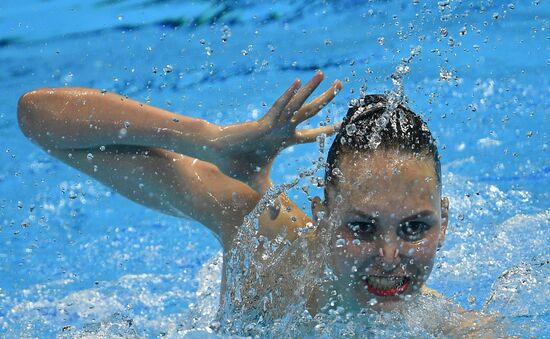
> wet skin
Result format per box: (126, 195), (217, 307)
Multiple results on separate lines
(312, 149), (448, 312)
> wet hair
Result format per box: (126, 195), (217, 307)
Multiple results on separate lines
(325, 94), (441, 193)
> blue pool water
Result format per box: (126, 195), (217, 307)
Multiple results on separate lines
(0, 0), (549, 337)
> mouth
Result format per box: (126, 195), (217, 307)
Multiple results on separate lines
(364, 276), (410, 297)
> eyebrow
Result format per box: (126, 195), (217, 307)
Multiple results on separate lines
(347, 209), (380, 221)
(347, 209), (436, 222)
(400, 210), (436, 223)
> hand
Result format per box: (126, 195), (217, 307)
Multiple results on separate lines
(209, 71), (343, 193)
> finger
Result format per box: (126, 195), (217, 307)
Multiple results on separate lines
(293, 79), (343, 124)
(293, 122), (342, 144)
(261, 79), (301, 124)
(279, 71), (325, 123)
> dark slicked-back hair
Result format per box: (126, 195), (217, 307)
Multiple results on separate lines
(325, 94), (441, 193)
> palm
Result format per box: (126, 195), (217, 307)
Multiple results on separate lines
(211, 72), (342, 193)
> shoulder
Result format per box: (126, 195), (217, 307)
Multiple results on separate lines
(421, 286), (444, 298)
(255, 193), (312, 242)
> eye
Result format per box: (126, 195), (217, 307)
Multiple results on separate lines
(399, 221), (430, 241)
(347, 221), (376, 240)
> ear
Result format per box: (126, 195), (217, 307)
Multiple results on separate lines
(439, 197), (449, 248)
(268, 198), (281, 220)
(311, 196), (327, 222)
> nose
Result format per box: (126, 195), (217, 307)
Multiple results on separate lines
(376, 238), (401, 271)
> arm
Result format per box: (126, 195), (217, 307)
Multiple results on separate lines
(18, 73), (340, 194)
(46, 145), (261, 244)
(17, 71), (341, 244)
(18, 89), (263, 244)
(17, 87), (219, 161)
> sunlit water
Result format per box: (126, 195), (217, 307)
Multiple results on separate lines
(0, 0), (548, 337)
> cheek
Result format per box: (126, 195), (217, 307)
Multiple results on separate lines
(402, 231), (440, 264)
(332, 230), (375, 269)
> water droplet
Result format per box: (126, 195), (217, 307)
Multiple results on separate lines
(163, 64), (173, 74)
(335, 238), (346, 248)
(209, 321), (221, 331)
(507, 3), (515, 10)
(99, 145), (106, 151)
(439, 67), (453, 81)
(17, 201), (23, 209)
(377, 36), (385, 45)
(118, 128), (128, 138)
(352, 239), (361, 246)
(448, 36), (456, 47)
(345, 123), (357, 135)
(123, 121), (131, 128)
(315, 211), (326, 220)
(396, 64), (410, 75)
(86, 153), (94, 161)
(220, 25), (231, 43)
(314, 323), (325, 331)
(368, 134), (382, 149)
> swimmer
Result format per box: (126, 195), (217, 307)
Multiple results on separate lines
(17, 71), (501, 335)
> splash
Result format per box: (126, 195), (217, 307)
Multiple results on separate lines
(349, 46), (423, 149)
(58, 312), (140, 339)
(483, 256), (550, 337)
(217, 134), (332, 336)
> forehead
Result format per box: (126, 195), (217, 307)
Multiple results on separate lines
(327, 150), (440, 216)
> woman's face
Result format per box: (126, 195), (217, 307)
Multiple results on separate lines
(313, 150), (448, 311)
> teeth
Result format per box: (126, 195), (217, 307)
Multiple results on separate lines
(366, 276), (405, 290)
